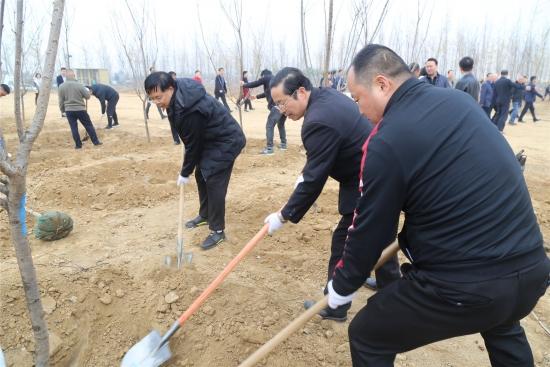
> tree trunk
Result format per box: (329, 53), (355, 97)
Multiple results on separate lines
(7, 174), (51, 367)
(0, 0), (5, 81)
(14, 0), (24, 142)
(322, 0), (334, 87)
(0, 1), (66, 365)
(142, 99), (150, 142)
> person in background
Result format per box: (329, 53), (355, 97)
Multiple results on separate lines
(518, 76), (545, 123)
(58, 69), (102, 149)
(409, 62), (420, 78)
(479, 73), (496, 117)
(192, 70), (203, 84)
(237, 70), (253, 112)
(86, 83), (120, 129)
(214, 67), (232, 112)
(423, 58), (451, 88)
(0, 84), (10, 97)
(509, 75), (525, 125)
(454, 56), (480, 101)
(33, 73), (42, 105)
(242, 69), (288, 155)
(447, 69), (456, 87)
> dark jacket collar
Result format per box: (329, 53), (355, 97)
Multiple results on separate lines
(383, 77), (422, 116)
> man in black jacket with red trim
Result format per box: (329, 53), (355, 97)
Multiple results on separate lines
(329, 44), (549, 366)
(263, 67), (400, 322)
(145, 72), (246, 250)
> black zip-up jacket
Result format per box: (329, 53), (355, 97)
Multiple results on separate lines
(454, 72), (480, 101)
(494, 76), (524, 104)
(511, 81), (524, 103)
(167, 78), (246, 179)
(281, 88), (372, 222)
(332, 78), (547, 296)
(89, 83), (119, 114)
(242, 74), (274, 110)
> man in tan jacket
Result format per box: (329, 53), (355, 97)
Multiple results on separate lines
(58, 69), (102, 149)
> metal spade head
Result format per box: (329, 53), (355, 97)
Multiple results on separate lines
(121, 330), (172, 367)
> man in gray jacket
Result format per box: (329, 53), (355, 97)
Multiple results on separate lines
(58, 69), (102, 149)
(455, 56), (480, 101)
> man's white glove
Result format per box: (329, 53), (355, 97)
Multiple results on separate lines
(327, 280), (356, 309)
(264, 212), (286, 235)
(177, 175), (189, 186)
(294, 174), (304, 189)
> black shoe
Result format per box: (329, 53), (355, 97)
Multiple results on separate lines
(303, 299), (349, 322)
(185, 215), (208, 229)
(94, 142), (103, 146)
(201, 231), (225, 250)
(174, 141), (181, 145)
(112, 123), (120, 128)
(75, 145), (82, 150)
(277, 143), (287, 151)
(518, 119), (524, 123)
(105, 125), (113, 129)
(534, 118), (540, 122)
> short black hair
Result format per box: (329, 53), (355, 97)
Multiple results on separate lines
(486, 72), (492, 77)
(195, 69), (200, 74)
(60, 67), (67, 71)
(260, 69), (272, 78)
(168, 71), (176, 77)
(144, 71), (175, 94)
(420, 67), (427, 76)
(270, 67), (312, 95)
(218, 67), (224, 72)
(351, 44), (411, 84)
(459, 57), (474, 72)
(530, 76), (536, 82)
(408, 62), (420, 72)
(501, 70), (508, 76)
(0, 84), (10, 94)
(426, 57), (438, 65)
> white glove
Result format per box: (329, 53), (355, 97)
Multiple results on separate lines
(327, 280), (356, 309)
(177, 175), (189, 186)
(264, 212), (285, 235)
(294, 174), (304, 189)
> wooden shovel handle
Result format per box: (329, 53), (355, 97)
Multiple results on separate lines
(177, 184), (184, 243)
(238, 241), (401, 367)
(177, 224), (269, 326)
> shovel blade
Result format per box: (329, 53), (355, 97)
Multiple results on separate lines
(121, 330), (172, 367)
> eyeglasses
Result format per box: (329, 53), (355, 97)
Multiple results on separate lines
(276, 90), (298, 111)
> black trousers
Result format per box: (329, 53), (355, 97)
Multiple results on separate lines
(493, 102), (510, 131)
(519, 101), (537, 121)
(195, 163), (234, 231)
(106, 95), (119, 127)
(145, 100), (166, 119)
(482, 106), (491, 117)
(65, 110), (100, 147)
(348, 259), (550, 367)
(327, 214), (401, 288)
(215, 93), (231, 111)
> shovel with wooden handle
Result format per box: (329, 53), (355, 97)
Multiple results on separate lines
(238, 241), (401, 367)
(121, 224), (270, 367)
(164, 184), (193, 269)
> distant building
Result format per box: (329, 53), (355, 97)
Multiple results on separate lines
(74, 68), (110, 85)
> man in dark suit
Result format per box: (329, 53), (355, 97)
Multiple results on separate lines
(56, 67), (67, 87)
(493, 70), (525, 132)
(214, 67), (231, 112)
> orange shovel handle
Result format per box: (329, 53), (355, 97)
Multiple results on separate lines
(177, 224), (269, 326)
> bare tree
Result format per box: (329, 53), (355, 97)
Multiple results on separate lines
(321, 0), (334, 87)
(112, 0), (158, 142)
(13, 0), (24, 141)
(0, 0), (5, 81)
(0, 1), (65, 365)
(300, 0), (313, 71)
(220, 0), (244, 129)
(61, 1), (71, 68)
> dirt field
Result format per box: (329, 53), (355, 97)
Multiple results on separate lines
(1, 91), (549, 367)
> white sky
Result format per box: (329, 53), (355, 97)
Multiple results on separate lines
(1, 0), (549, 78)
